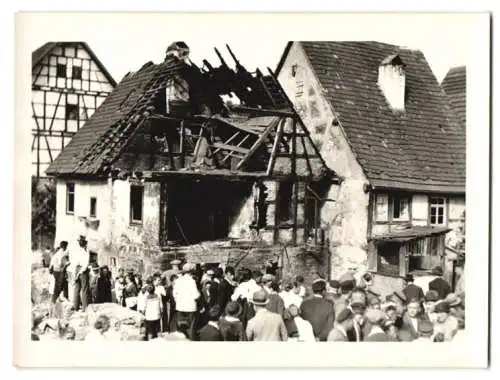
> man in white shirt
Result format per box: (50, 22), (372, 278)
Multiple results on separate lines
(231, 269), (261, 302)
(279, 281), (303, 309)
(49, 241), (69, 304)
(71, 235), (90, 312)
(173, 263), (200, 340)
(288, 304), (315, 342)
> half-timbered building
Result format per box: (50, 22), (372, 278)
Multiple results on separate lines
(32, 42), (116, 178)
(46, 42), (340, 284)
(276, 41), (466, 293)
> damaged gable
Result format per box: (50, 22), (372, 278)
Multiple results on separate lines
(47, 43), (336, 183)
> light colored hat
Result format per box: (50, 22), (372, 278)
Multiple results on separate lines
(444, 293), (462, 307)
(250, 289), (269, 306)
(365, 309), (386, 325)
(182, 263), (195, 272)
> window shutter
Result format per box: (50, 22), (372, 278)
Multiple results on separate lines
(375, 194), (389, 222)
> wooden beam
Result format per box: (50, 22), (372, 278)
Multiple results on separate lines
(236, 117), (280, 170)
(291, 119), (297, 177)
(211, 142), (250, 155)
(292, 181), (299, 245)
(301, 136), (313, 176)
(266, 118), (284, 176)
(49, 92), (63, 133)
(43, 135), (53, 162)
(213, 132), (240, 154)
(229, 105), (296, 118)
(276, 153), (319, 159)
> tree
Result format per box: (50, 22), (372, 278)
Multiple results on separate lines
(31, 178), (56, 249)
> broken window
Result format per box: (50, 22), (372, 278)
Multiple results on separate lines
(130, 185), (144, 224)
(66, 183), (75, 214)
(56, 63), (67, 78)
(429, 197), (447, 225)
(72, 65), (82, 80)
(277, 181), (293, 224)
(89, 197), (97, 218)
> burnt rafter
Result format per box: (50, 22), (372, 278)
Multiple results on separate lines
(49, 42), (337, 183)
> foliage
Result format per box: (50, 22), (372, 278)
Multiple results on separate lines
(31, 177), (56, 249)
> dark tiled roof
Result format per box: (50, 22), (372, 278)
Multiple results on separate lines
(32, 41), (116, 87)
(441, 66), (466, 127)
(295, 41), (465, 193)
(46, 63), (158, 175)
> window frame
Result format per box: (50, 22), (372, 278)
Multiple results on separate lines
(391, 195), (410, 221)
(66, 182), (75, 215)
(429, 197), (448, 226)
(56, 63), (67, 78)
(130, 185), (144, 225)
(72, 65), (82, 80)
(89, 197), (97, 218)
(373, 193), (411, 223)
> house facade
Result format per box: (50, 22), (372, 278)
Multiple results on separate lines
(276, 41), (466, 293)
(32, 42), (116, 178)
(47, 42), (340, 285)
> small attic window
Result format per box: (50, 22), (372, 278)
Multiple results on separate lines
(291, 64), (298, 77)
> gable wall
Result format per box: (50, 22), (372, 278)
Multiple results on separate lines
(278, 42), (371, 279)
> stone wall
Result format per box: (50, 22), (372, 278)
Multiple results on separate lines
(278, 42), (370, 280)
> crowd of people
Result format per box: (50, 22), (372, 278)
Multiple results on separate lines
(38, 235), (465, 342)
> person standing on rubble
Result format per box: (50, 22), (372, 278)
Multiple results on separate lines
(49, 241), (69, 310)
(71, 235), (91, 312)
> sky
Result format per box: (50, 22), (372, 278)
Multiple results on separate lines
(22, 13), (476, 85)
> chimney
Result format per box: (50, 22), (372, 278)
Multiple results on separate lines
(165, 41), (190, 64)
(378, 54), (406, 111)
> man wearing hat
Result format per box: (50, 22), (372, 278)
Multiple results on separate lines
(402, 274), (425, 302)
(428, 266), (452, 300)
(172, 262), (200, 340)
(246, 289), (288, 341)
(163, 259), (181, 288)
(197, 305), (223, 341)
(423, 290), (439, 323)
(262, 274), (285, 318)
(300, 279), (335, 341)
(413, 319), (435, 342)
(219, 301), (246, 341)
(327, 307), (354, 342)
(325, 280), (341, 304)
(432, 301), (458, 341)
(71, 235), (91, 312)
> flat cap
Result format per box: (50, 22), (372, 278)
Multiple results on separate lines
(329, 280), (341, 289)
(365, 309), (386, 325)
(336, 308), (353, 323)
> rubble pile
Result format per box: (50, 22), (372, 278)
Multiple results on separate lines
(31, 266), (144, 341)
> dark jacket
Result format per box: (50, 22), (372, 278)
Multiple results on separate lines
(400, 312), (424, 341)
(219, 317), (247, 341)
(198, 324), (223, 341)
(300, 296), (335, 341)
(266, 292), (285, 319)
(96, 275), (113, 303)
(217, 278), (236, 312)
(428, 277), (452, 300)
(402, 283), (425, 302)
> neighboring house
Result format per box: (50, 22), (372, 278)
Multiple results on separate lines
(46, 42), (340, 282)
(441, 66), (466, 127)
(32, 42), (116, 178)
(276, 41), (466, 292)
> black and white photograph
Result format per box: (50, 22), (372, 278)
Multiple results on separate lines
(14, 12), (490, 368)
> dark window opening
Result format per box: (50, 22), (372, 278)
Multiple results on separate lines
(407, 236), (442, 273)
(66, 104), (79, 121)
(277, 181), (293, 224)
(392, 195), (409, 220)
(376, 242), (400, 276)
(72, 65), (82, 80)
(130, 185), (144, 223)
(90, 197), (97, 218)
(56, 64), (66, 78)
(66, 183), (75, 214)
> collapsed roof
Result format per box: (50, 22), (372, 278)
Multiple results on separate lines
(47, 43), (335, 183)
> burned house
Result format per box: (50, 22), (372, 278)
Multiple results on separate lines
(276, 42), (466, 292)
(32, 42), (116, 178)
(46, 42), (340, 282)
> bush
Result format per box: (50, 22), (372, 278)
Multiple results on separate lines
(31, 177), (56, 250)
